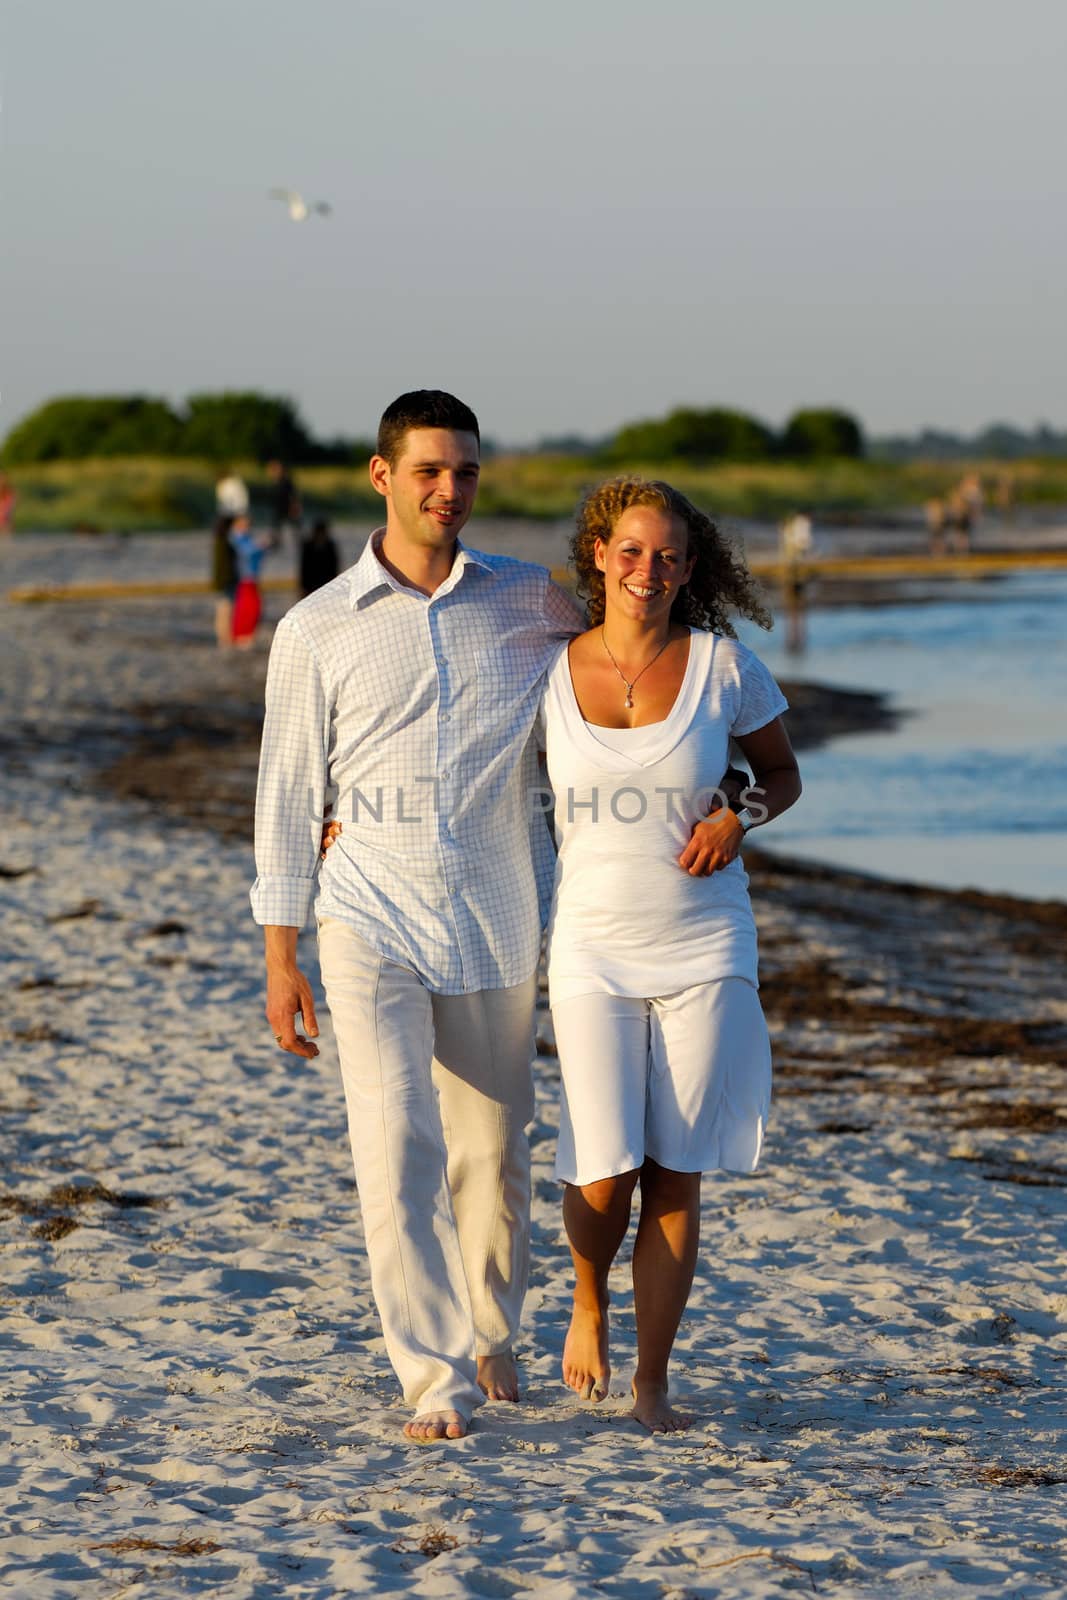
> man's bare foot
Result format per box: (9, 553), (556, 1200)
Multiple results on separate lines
(477, 1350), (519, 1402)
(630, 1378), (691, 1434)
(562, 1293), (610, 1402)
(403, 1409), (468, 1442)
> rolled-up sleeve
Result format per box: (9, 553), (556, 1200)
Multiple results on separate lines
(249, 616), (331, 927)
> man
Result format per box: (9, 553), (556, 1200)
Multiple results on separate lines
(298, 517), (340, 598)
(251, 391), (581, 1441)
(266, 459), (302, 549)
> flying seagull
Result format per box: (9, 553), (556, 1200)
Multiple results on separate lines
(269, 188), (332, 222)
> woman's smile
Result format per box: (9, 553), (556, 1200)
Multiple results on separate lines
(595, 505), (695, 618)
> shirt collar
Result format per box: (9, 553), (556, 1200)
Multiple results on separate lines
(348, 530), (495, 608)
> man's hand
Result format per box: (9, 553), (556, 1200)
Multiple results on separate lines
(264, 926), (320, 1057)
(678, 808), (744, 876)
(266, 963), (320, 1057)
(677, 763), (750, 876)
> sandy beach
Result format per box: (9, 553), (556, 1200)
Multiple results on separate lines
(2, 561), (1065, 1597)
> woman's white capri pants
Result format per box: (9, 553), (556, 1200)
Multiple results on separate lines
(551, 977), (771, 1186)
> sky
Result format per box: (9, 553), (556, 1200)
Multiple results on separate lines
(2, 0), (1066, 447)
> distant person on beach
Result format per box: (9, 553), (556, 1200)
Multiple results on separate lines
(778, 511), (814, 653)
(266, 459), (302, 548)
(0, 472), (16, 536)
(252, 390), (584, 1442)
(211, 514), (239, 649)
(994, 468), (1016, 522)
(229, 514), (272, 649)
(215, 467), (250, 519)
(538, 478), (801, 1431)
(946, 472), (982, 553)
(298, 518), (340, 597)
(925, 496), (947, 556)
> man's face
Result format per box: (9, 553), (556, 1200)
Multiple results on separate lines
(370, 428), (481, 551)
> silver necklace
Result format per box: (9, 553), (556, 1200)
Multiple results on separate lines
(600, 629), (672, 709)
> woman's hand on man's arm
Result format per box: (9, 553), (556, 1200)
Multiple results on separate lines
(320, 803), (342, 857)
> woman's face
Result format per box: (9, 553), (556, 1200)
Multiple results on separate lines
(594, 505), (694, 625)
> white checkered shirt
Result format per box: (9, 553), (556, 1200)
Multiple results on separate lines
(250, 532), (583, 993)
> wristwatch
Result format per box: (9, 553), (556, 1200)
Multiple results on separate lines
(735, 807), (757, 834)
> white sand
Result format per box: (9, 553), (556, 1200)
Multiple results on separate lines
(2, 542), (1065, 1597)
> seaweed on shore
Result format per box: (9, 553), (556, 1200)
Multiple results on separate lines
(0, 1182), (168, 1243)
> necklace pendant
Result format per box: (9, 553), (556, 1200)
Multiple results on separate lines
(624, 691), (634, 708)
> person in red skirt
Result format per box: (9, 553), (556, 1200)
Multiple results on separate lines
(229, 515), (272, 649)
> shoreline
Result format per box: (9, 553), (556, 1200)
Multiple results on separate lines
(94, 662), (904, 842)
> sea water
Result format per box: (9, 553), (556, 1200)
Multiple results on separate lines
(739, 573), (1067, 902)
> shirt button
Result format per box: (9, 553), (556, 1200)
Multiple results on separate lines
(439, 713), (450, 724)
(440, 770), (451, 780)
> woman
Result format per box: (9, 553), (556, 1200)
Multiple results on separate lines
(0, 471), (16, 536)
(211, 514), (238, 649)
(541, 476), (800, 1433)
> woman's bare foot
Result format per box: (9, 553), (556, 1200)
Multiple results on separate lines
(477, 1350), (519, 1402)
(563, 1293), (610, 1402)
(630, 1378), (690, 1434)
(403, 1410), (468, 1442)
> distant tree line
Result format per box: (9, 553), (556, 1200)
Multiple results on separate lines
(541, 406), (865, 462)
(871, 422), (1067, 462)
(0, 392), (371, 466)
(542, 411), (1067, 464)
(0, 394), (869, 467)
(7, 391), (1062, 469)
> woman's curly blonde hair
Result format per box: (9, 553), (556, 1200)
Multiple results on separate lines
(570, 476), (772, 636)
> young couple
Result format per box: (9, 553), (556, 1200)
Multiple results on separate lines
(251, 390), (800, 1441)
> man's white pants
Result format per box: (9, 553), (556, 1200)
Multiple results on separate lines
(318, 917), (536, 1418)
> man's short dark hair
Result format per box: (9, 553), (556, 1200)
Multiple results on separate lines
(376, 390), (480, 467)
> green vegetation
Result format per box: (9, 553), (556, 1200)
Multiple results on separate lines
(5, 458), (225, 533)
(2, 391), (368, 468)
(7, 452), (1067, 532)
(779, 407), (864, 460)
(603, 404), (863, 463)
(2, 397), (186, 463)
(178, 393), (313, 463)
(2, 393), (866, 472)
(0, 457), (378, 533)
(4, 388), (1064, 530)
(607, 407), (776, 463)
(476, 454), (1067, 520)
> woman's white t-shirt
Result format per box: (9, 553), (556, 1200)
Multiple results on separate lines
(541, 629), (788, 1006)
